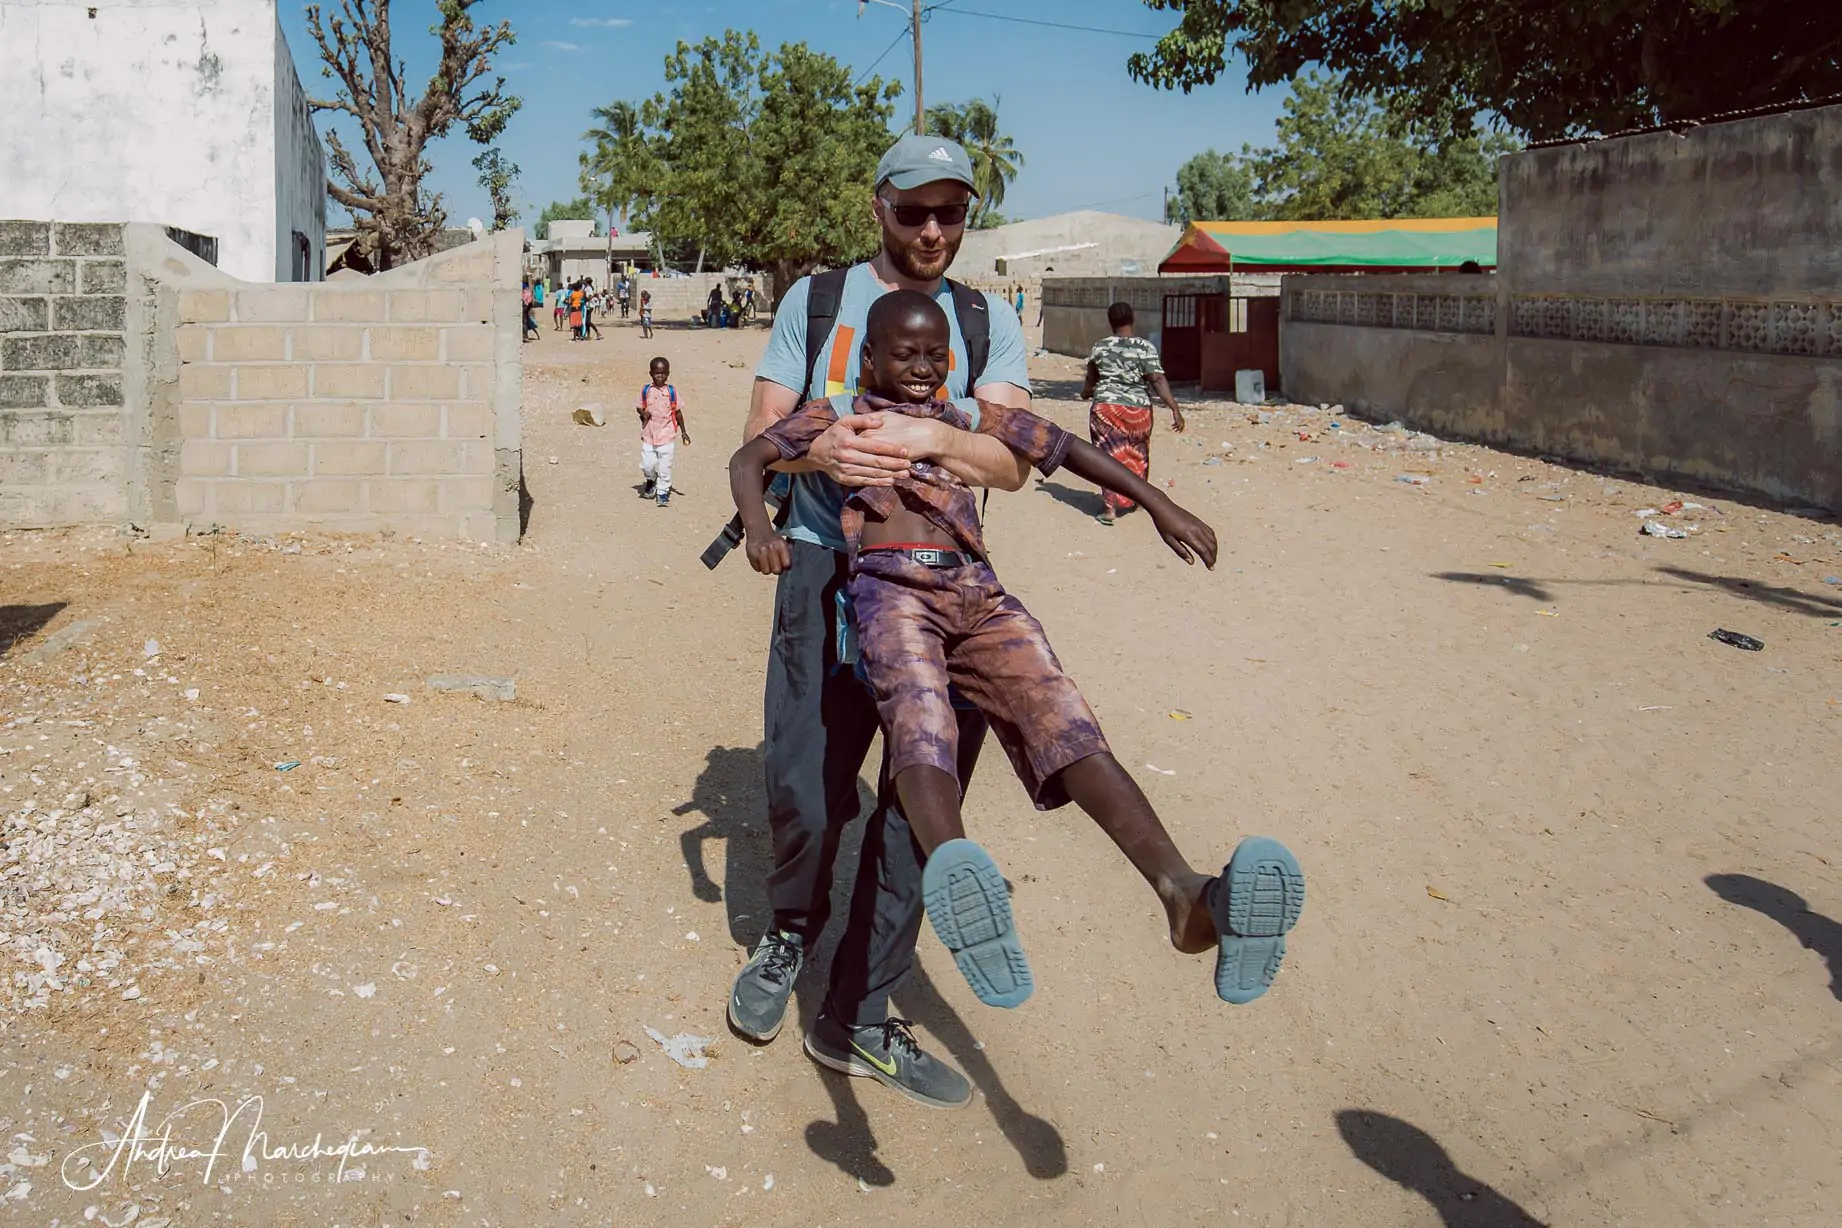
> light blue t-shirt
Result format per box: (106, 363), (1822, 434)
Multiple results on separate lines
(755, 264), (1031, 551)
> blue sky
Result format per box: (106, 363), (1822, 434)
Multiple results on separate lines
(278, 0), (1285, 229)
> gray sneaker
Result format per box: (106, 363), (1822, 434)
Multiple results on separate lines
(728, 929), (804, 1041)
(803, 1013), (973, 1110)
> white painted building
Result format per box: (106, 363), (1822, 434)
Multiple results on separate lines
(0, 0), (326, 282)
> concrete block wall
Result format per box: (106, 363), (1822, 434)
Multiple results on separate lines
(164, 231), (524, 540)
(630, 272), (768, 321)
(0, 223), (523, 540)
(0, 222), (130, 526)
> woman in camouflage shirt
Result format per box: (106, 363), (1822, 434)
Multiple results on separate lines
(1080, 300), (1186, 523)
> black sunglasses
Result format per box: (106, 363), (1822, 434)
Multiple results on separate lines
(880, 198), (970, 227)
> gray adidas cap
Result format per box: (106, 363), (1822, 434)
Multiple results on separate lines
(875, 134), (980, 195)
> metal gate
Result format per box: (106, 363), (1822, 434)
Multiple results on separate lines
(1160, 294), (1222, 382)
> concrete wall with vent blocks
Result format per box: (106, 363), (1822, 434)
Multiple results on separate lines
(164, 230), (524, 541)
(0, 223), (523, 539)
(0, 222), (131, 527)
(1277, 102), (1842, 513)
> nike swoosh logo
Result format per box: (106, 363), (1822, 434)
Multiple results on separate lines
(851, 1040), (899, 1077)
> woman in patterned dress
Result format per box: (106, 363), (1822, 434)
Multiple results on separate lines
(1080, 301), (1185, 524)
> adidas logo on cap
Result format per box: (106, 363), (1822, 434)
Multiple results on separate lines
(928, 146), (953, 162)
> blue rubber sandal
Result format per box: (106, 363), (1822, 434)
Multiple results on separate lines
(923, 839), (1034, 1008)
(1210, 837), (1306, 1004)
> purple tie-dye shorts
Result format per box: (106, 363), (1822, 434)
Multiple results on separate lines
(848, 550), (1111, 810)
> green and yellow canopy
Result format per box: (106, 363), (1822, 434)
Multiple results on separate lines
(1159, 217), (1497, 274)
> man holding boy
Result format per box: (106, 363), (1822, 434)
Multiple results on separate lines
(732, 135), (1034, 1108)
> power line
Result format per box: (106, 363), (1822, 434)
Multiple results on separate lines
(927, 7), (1158, 39)
(854, 25), (911, 87)
(1058, 188), (1161, 212)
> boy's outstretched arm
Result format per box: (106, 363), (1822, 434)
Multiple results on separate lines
(1061, 438), (1219, 569)
(728, 438), (791, 575)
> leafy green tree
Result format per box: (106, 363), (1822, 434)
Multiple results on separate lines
(533, 196), (597, 240)
(306, 0), (520, 268)
(925, 98), (1025, 227)
(472, 148), (520, 231)
(1169, 75), (1515, 221)
(1129, 0), (1842, 141)
(1244, 76), (1512, 219)
(750, 42), (903, 295)
(617, 31), (900, 298)
(1167, 149), (1260, 223)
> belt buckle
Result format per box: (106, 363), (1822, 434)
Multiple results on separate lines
(911, 548), (945, 567)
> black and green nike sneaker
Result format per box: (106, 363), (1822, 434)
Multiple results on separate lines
(728, 929), (805, 1042)
(803, 1013), (973, 1110)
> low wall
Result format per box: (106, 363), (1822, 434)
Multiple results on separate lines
(1040, 275), (1280, 358)
(163, 231), (523, 540)
(0, 222), (131, 526)
(1281, 273), (1842, 510)
(0, 219), (524, 539)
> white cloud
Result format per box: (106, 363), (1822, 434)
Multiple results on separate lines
(541, 41), (586, 52)
(569, 17), (634, 27)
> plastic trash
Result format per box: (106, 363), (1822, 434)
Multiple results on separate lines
(644, 1026), (715, 1069)
(572, 404), (607, 427)
(1395, 475), (1431, 486)
(1708, 629), (1764, 651)
(1823, 576), (1842, 586)
(274, 760), (301, 772)
(427, 674), (516, 702)
(1640, 521), (1690, 539)
(1234, 369), (1266, 403)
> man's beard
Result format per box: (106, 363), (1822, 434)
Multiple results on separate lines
(883, 226), (962, 282)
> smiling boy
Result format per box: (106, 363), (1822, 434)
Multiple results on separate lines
(729, 289), (1306, 1017)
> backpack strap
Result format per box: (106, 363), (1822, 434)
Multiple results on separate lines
(943, 279), (995, 524)
(946, 278), (991, 394)
(800, 268), (849, 405)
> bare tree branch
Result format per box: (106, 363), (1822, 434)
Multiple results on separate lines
(305, 0), (520, 268)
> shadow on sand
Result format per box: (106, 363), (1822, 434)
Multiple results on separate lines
(1706, 873), (1842, 1002)
(672, 743), (1069, 1185)
(1337, 1110), (1547, 1227)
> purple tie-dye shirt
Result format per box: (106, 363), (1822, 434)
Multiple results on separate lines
(759, 393), (1072, 559)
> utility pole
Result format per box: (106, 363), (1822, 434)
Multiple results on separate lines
(860, 0), (925, 134)
(911, 0), (925, 135)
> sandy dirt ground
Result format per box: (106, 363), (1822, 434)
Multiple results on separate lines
(3, 312), (1840, 1228)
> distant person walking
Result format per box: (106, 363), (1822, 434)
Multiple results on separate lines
(581, 279), (604, 341)
(618, 275), (632, 319)
(1081, 301), (1185, 525)
(1014, 284), (1025, 321)
(553, 281), (568, 331)
(639, 289), (654, 339)
(521, 278), (539, 341)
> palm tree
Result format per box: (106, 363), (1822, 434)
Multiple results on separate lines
(580, 101), (655, 234)
(925, 97), (1024, 228)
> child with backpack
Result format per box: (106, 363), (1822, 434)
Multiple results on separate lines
(637, 357), (691, 507)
